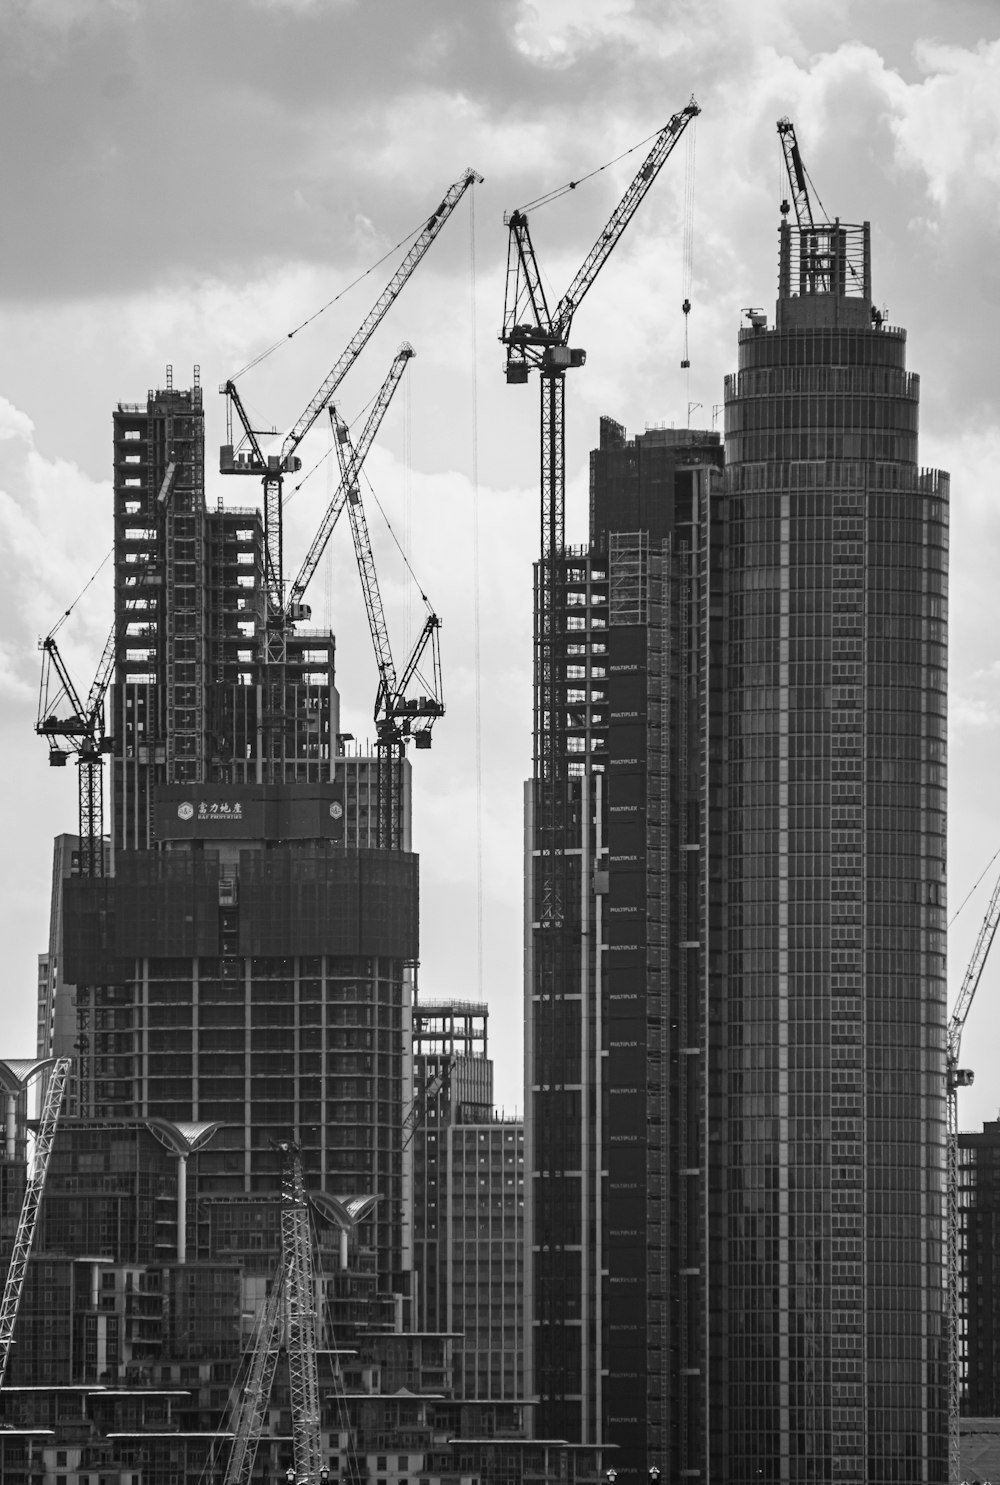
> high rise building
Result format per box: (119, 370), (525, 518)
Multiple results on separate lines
(38, 834), (110, 1114)
(2, 375), (426, 1481)
(958, 1120), (1000, 1417)
(713, 214), (948, 1482)
(54, 378), (418, 1278)
(411, 999), (524, 1401)
(527, 212), (949, 1482)
(524, 422), (724, 1477)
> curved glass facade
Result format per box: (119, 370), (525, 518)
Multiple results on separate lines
(710, 223), (949, 1483)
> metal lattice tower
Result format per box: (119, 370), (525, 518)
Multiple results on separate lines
(222, 1263), (285, 1485)
(281, 1145), (324, 1484)
(0, 1058), (72, 1388)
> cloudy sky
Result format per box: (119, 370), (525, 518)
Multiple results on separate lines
(2, 0), (1000, 1122)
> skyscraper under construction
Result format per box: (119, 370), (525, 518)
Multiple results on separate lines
(67, 377), (417, 1269)
(4, 375), (425, 1483)
(526, 206), (949, 1479)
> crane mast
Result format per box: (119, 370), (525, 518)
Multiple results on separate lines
(220, 166), (482, 650)
(221, 1262), (285, 1485)
(224, 1143), (355, 1484)
(0, 1058), (72, 1388)
(36, 635), (113, 877)
(37, 523), (155, 878)
(945, 869), (1000, 1482)
(280, 1143), (324, 1484)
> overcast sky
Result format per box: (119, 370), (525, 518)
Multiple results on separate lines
(3, 0), (1000, 1123)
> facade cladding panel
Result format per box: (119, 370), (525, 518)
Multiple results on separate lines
(55, 844), (402, 967)
(526, 420), (721, 1480)
(710, 219), (948, 1482)
(237, 846), (417, 958)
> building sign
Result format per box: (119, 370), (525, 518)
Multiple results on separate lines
(154, 782), (345, 843)
(176, 799), (246, 823)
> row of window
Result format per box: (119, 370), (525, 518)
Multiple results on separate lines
(728, 394), (919, 434)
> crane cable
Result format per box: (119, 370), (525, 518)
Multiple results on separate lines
(323, 419), (335, 633)
(513, 124), (668, 215)
(803, 156), (831, 226)
(950, 845), (1000, 929)
(469, 181), (484, 1004)
(45, 546), (114, 641)
(404, 363), (413, 658)
(681, 117), (696, 368)
(360, 465), (434, 616)
(228, 214), (431, 384)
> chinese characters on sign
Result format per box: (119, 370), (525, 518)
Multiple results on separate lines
(177, 800), (244, 822)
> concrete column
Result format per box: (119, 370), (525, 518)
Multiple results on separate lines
(5, 1093), (17, 1160)
(177, 1154), (187, 1263)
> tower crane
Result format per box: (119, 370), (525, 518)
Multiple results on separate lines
(35, 629), (116, 877)
(280, 1142), (324, 1485)
(500, 98), (698, 922)
(501, 106), (698, 1416)
(945, 869), (1000, 1482)
(222, 1143), (333, 1485)
(329, 399), (444, 850)
(0, 1057), (72, 1389)
(220, 165), (482, 663)
(36, 458), (178, 868)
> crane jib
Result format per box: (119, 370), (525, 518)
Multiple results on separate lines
(553, 100), (699, 336)
(279, 166), (482, 463)
(287, 344), (415, 611)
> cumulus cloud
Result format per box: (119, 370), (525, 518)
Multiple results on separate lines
(951, 694), (1000, 735)
(513, 0), (642, 66)
(16, 0), (138, 26)
(892, 38), (1000, 208)
(0, 641), (34, 704)
(2, 0), (1000, 1106)
(0, 399), (111, 670)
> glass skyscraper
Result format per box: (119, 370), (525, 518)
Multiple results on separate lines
(527, 213), (950, 1483)
(524, 424), (724, 1477)
(711, 216), (949, 1481)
